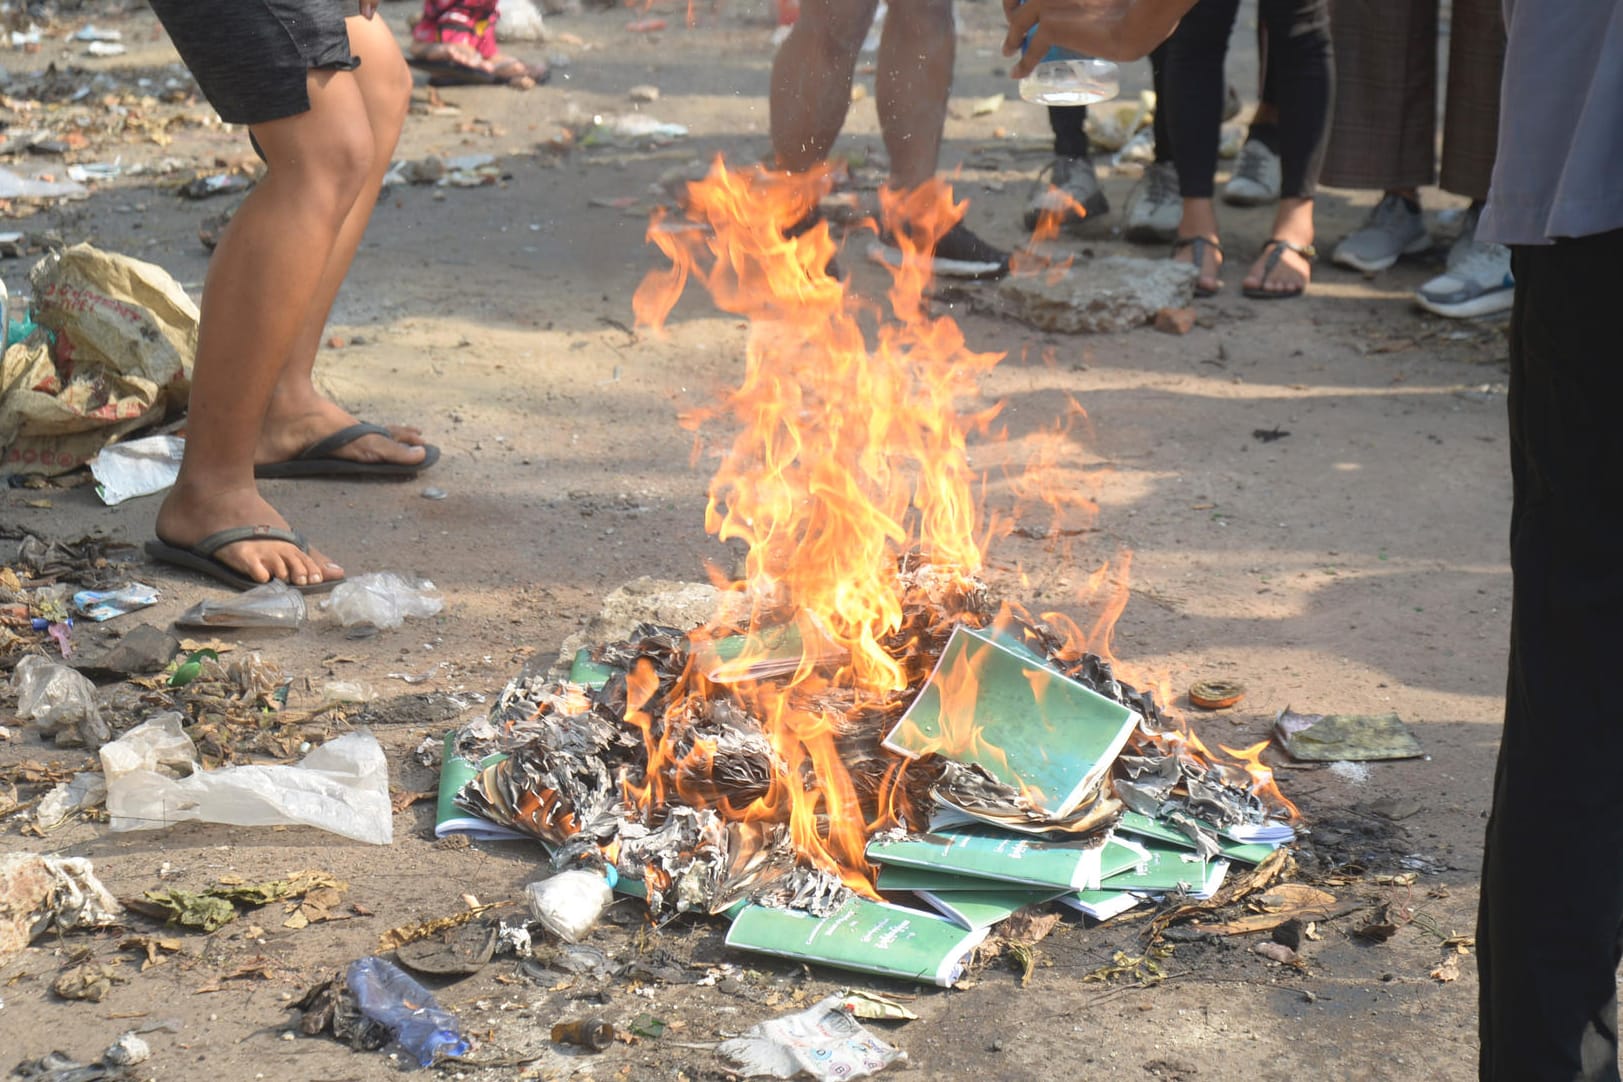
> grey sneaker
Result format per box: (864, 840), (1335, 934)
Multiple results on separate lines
(1123, 161), (1180, 244)
(1332, 193), (1430, 273)
(1415, 208), (1513, 318)
(1023, 156), (1108, 233)
(1222, 139), (1281, 206)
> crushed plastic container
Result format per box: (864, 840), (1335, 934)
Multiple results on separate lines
(323, 572), (443, 630)
(177, 580), (306, 629)
(347, 956), (469, 1068)
(526, 868), (615, 943)
(11, 654), (107, 746)
(1017, 49), (1119, 106)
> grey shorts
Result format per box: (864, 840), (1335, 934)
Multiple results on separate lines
(148, 0), (360, 126)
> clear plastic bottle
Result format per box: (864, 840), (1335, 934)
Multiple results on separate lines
(1017, 48), (1121, 106)
(347, 956), (470, 1068)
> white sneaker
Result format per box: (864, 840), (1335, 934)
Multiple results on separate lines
(1124, 161), (1181, 245)
(1223, 139), (1281, 206)
(1415, 208), (1513, 318)
(1332, 192), (1430, 273)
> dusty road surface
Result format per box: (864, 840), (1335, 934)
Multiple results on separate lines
(1, 2), (1512, 1079)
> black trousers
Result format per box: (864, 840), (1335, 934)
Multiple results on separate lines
(1479, 226), (1623, 1081)
(1164, 0), (1331, 199)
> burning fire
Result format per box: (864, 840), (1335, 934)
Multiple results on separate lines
(625, 161), (1293, 892)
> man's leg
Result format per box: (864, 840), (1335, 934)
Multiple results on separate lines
(1479, 228), (1623, 1081)
(873, 0), (952, 190)
(769, 0), (878, 174)
(154, 69), (380, 586)
(259, 14), (425, 471)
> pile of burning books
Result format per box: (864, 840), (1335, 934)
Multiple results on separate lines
(435, 589), (1295, 987)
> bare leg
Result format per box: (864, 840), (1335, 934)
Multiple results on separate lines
(155, 68), (382, 586)
(260, 15), (424, 471)
(874, 0), (953, 189)
(769, 0), (878, 174)
(1243, 196), (1315, 292)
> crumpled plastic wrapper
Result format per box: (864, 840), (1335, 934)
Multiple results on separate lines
(10, 654), (109, 747)
(718, 995), (906, 1080)
(99, 712), (392, 844)
(0, 852), (123, 962)
(323, 572), (443, 630)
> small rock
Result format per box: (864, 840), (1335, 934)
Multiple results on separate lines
(104, 1033), (150, 1066)
(1154, 306), (1197, 335)
(1253, 941), (1299, 965)
(71, 623), (179, 680)
(326, 336), (345, 349)
(987, 257), (1198, 333)
(421, 487), (448, 501)
(628, 84), (660, 103)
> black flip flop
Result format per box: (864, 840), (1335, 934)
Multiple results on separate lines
(407, 55), (502, 85)
(145, 526), (341, 594)
(1173, 235), (1224, 297)
(1243, 238), (1316, 300)
(254, 422), (440, 480)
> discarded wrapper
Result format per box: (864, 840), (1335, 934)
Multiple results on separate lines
(1274, 707), (1423, 762)
(718, 995), (906, 1080)
(90, 434), (184, 505)
(0, 852), (122, 962)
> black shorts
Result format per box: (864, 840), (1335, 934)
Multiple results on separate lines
(148, 0), (360, 126)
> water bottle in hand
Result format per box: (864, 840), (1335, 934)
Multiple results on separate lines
(347, 956), (470, 1068)
(1013, 3), (1120, 106)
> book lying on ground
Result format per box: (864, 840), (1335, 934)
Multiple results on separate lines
(883, 625), (1140, 819)
(568, 648), (621, 689)
(726, 895), (987, 987)
(686, 619), (848, 684)
(912, 886), (1067, 931)
(1098, 840), (1230, 898)
(434, 732), (529, 841)
(1116, 810), (1285, 864)
(866, 825), (1148, 892)
(1062, 890), (1147, 922)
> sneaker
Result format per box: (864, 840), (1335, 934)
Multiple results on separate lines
(868, 220), (1010, 280)
(1332, 192), (1430, 273)
(1022, 155), (1108, 233)
(1415, 209), (1513, 318)
(1123, 161), (1181, 244)
(784, 207), (843, 280)
(1222, 139), (1281, 206)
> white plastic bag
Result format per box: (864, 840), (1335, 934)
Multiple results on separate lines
(11, 654), (108, 746)
(99, 712), (393, 844)
(324, 572), (443, 630)
(525, 870), (613, 943)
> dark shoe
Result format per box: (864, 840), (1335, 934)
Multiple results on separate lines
(783, 207), (843, 280)
(145, 526), (341, 594)
(868, 221), (1010, 280)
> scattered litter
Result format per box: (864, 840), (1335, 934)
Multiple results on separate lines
(90, 435), (185, 505)
(34, 771), (107, 832)
(1275, 708), (1423, 761)
(1327, 760), (1371, 785)
(72, 582), (158, 622)
(1252, 426), (1290, 443)
(395, 920), (497, 977)
(718, 995), (906, 1080)
(0, 853), (122, 962)
(839, 990), (918, 1021)
(1086, 92), (1155, 151)
(177, 580), (306, 629)
(102, 1033), (149, 1067)
(323, 572), (443, 630)
(85, 42), (126, 57)
(347, 956), (469, 1068)
(1252, 940), (1301, 965)
(968, 93), (1004, 117)
(526, 869), (614, 943)
(628, 84), (660, 103)
(0, 167), (87, 201)
(100, 712), (393, 844)
(66, 161), (123, 183)
(72, 25), (123, 42)
(125, 870), (346, 932)
(52, 961), (124, 1002)
(421, 486), (447, 500)
(585, 114), (688, 147)
(11, 654), (108, 747)
(179, 173), (252, 200)
(551, 1016), (614, 1052)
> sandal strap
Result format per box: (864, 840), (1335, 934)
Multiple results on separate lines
(190, 525), (309, 557)
(1172, 235), (1224, 256)
(1261, 237), (1316, 261)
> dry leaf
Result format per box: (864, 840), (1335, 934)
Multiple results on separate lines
(1430, 955), (1460, 982)
(998, 907), (1061, 946)
(377, 903), (500, 952)
(390, 789), (434, 813)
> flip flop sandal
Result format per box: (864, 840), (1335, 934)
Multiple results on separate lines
(254, 422), (440, 479)
(1243, 238), (1316, 300)
(491, 59), (550, 87)
(1172, 235), (1224, 297)
(408, 55), (502, 85)
(145, 525), (341, 594)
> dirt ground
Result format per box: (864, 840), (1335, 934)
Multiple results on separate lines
(1, 1), (1514, 1079)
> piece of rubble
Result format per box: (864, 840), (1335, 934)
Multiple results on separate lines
(628, 84), (660, 103)
(71, 624), (179, 681)
(551, 576), (721, 675)
(1153, 306), (1196, 335)
(102, 1033), (150, 1067)
(0, 853), (123, 961)
(986, 257), (1199, 334)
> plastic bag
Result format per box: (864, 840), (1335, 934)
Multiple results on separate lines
(526, 870), (613, 943)
(89, 434), (184, 505)
(348, 956), (469, 1067)
(718, 995), (906, 1080)
(324, 572), (443, 630)
(177, 580), (306, 629)
(99, 712), (393, 844)
(11, 654), (108, 746)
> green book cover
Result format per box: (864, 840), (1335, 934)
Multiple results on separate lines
(568, 648), (620, 689)
(434, 732), (527, 841)
(876, 864), (1015, 893)
(687, 622), (846, 684)
(1098, 840), (1230, 898)
(725, 895), (987, 987)
(912, 887), (1066, 931)
(865, 826), (1147, 891)
(882, 625), (1140, 818)
(1115, 810), (1279, 865)
(1062, 890), (1145, 921)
